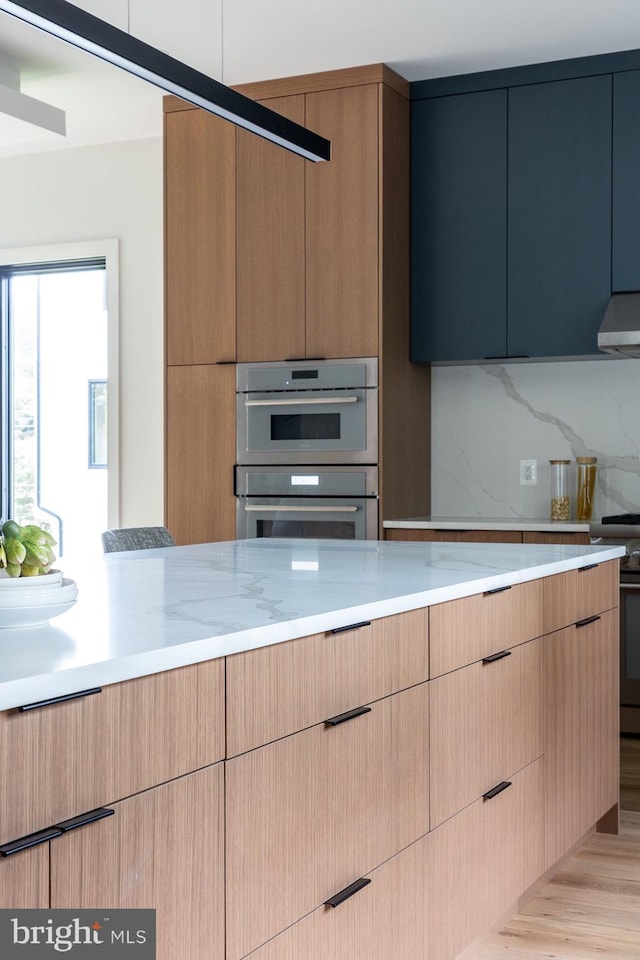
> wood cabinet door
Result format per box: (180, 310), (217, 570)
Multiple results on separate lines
(305, 84), (379, 359)
(236, 95), (306, 363)
(226, 684), (429, 960)
(523, 531), (590, 545)
(165, 108), (236, 364)
(542, 559), (619, 635)
(0, 660), (224, 847)
(427, 759), (544, 960)
(0, 844), (48, 908)
(385, 528), (522, 543)
(226, 608), (428, 755)
(165, 363), (236, 544)
(50, 764), (224, 960)
(243, 834), (430, 960)
(430, 638), (542, 827)
(411, 90), (508, 363)
(508, 75), (612, 357)
(543, 609), (619, 868)
(429, 579), (543, 676)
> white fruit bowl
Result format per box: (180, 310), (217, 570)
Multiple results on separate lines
(0, 569), (63, 588)
(0, 578), (77, 607)
(0, 597), (77, 628)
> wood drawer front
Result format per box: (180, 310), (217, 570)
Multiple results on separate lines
(542, 559), (619, 634)
(242, 833), (430, 960)
(427, 759), (544, 960)
(429, 638), (542, 828)
(429, 579), (543, 677)
(226, 683), (429, 960)
(226, 608), (428, 756)
(385, 529), (522, 543)
(51, 763), (225, 960)
(0, 659), (224, 846)
(523, 531), (590, 545)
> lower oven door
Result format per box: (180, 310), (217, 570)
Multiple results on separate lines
(237, 497), (378, 541)
(620, 575), (640, 733)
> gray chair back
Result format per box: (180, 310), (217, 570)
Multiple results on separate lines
(101, 526), (176, 553)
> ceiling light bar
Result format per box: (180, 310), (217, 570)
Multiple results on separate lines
(0, 0), (331, 161)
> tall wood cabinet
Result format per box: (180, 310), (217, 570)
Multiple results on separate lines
(164, 64), (430, 545)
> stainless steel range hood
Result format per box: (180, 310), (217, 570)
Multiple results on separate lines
(598, 293), (640, 357)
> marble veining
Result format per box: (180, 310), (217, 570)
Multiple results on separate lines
(0, 538), (625, 712)
(432, 357), (640, 519)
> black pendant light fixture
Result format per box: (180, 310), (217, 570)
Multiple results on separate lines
(0, 0), (331, 162)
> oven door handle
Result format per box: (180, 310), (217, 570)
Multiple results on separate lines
(243, 505), (359, 513)
(244, 397), (359, 406)
(620, 582), (640, 590)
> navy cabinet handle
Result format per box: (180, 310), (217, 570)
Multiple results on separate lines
(0, 827), (63, 857)
(483, 585), (512, 596)
(56, 807), (114, 833)
(324, 877), (371, 908)
(483, 781), (512, 801)
(17, 687), (102, 712)
(578, 564), (599, 572)
(482, 650), (512, 664)
(325, 705), (371, 727)
(576, 615), (601, 628)
(330, 621), (371, 635)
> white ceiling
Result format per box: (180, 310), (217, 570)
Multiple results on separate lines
(2, 0), (640, 156)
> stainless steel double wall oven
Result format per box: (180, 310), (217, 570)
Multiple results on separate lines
(235, 358), (379, 540)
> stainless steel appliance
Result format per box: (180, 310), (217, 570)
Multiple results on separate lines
(236, 358), (378, 466)
(591, 514), (640, 734)
(235, 359), (379, 541)
(236, 465), (378, 540)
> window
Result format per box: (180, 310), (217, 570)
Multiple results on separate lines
(88, 379), (107, 469)
(0, 254), (111, 556)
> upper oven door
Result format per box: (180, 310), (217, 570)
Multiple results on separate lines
(237, 387), (378, 464)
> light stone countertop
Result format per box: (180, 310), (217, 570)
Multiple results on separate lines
(383, 516), (591, 532)
(0, 538), (624, 711)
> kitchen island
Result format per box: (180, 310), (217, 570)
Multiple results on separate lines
(0, 538), (625, 960)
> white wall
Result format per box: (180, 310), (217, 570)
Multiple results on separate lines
(431, 357), (640, 521)
(0, 137), (164, 527)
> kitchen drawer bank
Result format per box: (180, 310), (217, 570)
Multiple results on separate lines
(0, 564), (619, 960)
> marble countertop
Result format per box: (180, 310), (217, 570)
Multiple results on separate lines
(383, 516), (590, 532)
(0, 538), (624, 711)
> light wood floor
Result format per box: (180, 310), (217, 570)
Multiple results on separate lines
(477, 738), (640, 960)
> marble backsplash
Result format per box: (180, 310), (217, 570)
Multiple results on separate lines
(430, 357), (640, 521)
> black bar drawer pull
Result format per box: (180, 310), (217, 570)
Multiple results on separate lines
(578, 564), (599, 572)
(17, 687), (102, 713)
(483, 780), (512, 801)
(330, 621), (371, 635)
(482, 650), (512, 664)
(56, 808), (114, 833)
(325, 705), (371, 727)
(483, 585), (512, 596)
(576, 615), (601, 628)
(0, 827), (63, 857)
(324, 877), (371, 908)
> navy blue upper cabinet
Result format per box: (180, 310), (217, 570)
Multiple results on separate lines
(507, 76), (612, 358)
(411, 90), (507, 362)
(613, 71), (640, 292)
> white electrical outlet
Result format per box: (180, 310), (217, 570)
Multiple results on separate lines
(520, 459), (537, 485)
